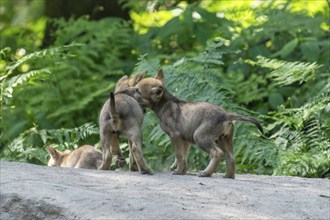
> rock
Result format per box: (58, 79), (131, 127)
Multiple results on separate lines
(1, 161), (329, 220)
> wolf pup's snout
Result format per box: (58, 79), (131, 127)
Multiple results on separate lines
(134, 88), (141, 99)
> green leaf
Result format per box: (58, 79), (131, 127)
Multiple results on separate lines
(195, 7), (221, 24)
(195, 23), (213, 45)
(182, 7), (194, 33)
(268, 92), (285, 109)
(158, 17), (181, 40)
(300, 40), (320, 62)
(272, 38), (298, 58)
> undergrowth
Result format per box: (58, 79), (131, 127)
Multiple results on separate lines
(1, 1), (329, 178)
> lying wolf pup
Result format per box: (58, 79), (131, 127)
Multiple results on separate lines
(47, 145), (102, 169)
(98, 73), (152, 174)
(125, 70), (263, 178)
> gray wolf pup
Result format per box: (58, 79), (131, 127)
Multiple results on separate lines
(126, 70), (263, 178)
(47, 145), (102, 169)
(98, 73), (152, 174)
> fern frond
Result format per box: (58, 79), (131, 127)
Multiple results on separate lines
(48, 82), (115, 119)
(246, 56), (322, 85)
(3, 68), (51, 100)
(2, 122), (99, 164)
(4, 44), (82, 76)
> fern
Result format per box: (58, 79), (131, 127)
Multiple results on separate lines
(3, 68), (51, 99)
(1, 44), (80, 101)
(249, 56), (330, 177)
(1, 17), (137, 145)
(246, 56), (322, 86)
(3, 44), (80, 76)
(1, 122), (98, 164)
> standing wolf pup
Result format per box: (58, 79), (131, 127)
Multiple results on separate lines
(127, 70), (263, 179)
(98, 73), (152, 174)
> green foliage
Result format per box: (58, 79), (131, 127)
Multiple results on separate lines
(1, 17), (136, 140)
(1, 17), (136, 163)
(251, 57), (330, 178)
(0, 0), (45, 50)
(1, 44), (81, 142)
(2, 123), (98, 164)
(1, 45), (78, 101)
(135, 3), (233, 57)
(246, 56), (322, 86)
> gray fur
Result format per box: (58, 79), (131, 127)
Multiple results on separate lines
(98, 73), (152, 174)
(131, 70), (263, 178)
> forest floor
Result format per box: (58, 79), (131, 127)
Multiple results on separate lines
(1, 161), (329, 220)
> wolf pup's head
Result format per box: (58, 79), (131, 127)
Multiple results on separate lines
(133, 69), (165, 107)
(115, 72), (145, 93)
(47, 146), (70, 167)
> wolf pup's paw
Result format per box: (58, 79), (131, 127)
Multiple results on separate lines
(224, 173), (235, 179)
(172, 169), (186, 175)
(116, 156), (126, 167)
(169, 164), (177, 171)
(197, 171), (212, 177)
(98, 164), (109, 170)
(141, 168), (153, 175)
(129, 163), (139, 172)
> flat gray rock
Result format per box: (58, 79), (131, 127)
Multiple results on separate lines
(1, 161), (329, 220)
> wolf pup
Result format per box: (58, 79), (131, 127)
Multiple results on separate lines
(98, 73), (152, 174)
(128, 70), (263, 179)
(47, 145), (102, 169)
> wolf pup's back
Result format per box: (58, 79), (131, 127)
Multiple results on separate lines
(47, 145), (102, 169)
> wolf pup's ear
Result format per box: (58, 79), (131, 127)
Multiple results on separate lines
(117, 75), (129, 84)
(155, 69), (164, 82)
(132, 71), (146, 85)
(115, 75), (129, 91)
(47, 146), (60, 159)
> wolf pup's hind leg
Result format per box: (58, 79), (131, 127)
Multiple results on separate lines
(218, 122), (235, 179)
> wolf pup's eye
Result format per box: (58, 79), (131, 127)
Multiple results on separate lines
(155, 88), (162, 96)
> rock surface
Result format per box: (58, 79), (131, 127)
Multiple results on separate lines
(1, 161), (329, 220)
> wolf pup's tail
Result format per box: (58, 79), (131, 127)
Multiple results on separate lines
(227, 113), (264, 134)
(109, 92), (116, 116)
(109, 92), (121, 131)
